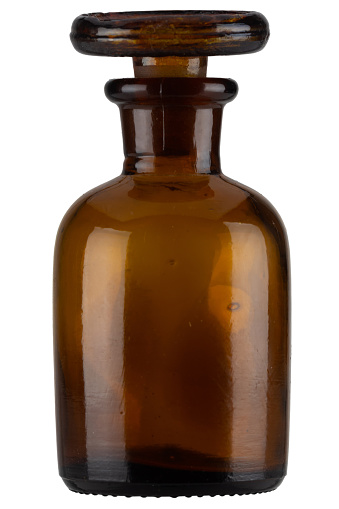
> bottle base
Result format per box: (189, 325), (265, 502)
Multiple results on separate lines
(61, 462), (284, 497)
(63, 477), (283, 497)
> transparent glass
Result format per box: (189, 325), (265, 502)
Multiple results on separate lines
(54, 78), (290, 496)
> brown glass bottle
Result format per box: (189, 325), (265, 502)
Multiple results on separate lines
(54, 12), (290, 497)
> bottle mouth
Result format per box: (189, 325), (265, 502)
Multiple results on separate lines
(105, 78), (238, 106)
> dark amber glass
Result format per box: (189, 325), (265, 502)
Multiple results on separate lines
(54, 77), (290, 496)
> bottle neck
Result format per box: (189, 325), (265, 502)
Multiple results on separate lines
(121, 102), (223, 175)
(105, 78), (238, 176)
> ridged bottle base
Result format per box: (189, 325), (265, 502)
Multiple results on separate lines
(63, 476), (283, 497)
(61, 455), (285, 497)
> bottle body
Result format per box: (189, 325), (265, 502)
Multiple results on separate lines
(54, 172), (290, 496)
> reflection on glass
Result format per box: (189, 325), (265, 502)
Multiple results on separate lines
(82, 228), (130, 479)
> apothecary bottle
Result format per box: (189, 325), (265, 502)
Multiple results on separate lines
(54, 11), (290, 497)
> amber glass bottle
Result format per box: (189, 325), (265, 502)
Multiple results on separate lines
(54, 11), (290, 497)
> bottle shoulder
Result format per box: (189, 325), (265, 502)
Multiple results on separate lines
(218, 174), (288, 238)
(55, 175), (130, 237)
(215, 174), (290, 272)
(55, 173), (288, 255)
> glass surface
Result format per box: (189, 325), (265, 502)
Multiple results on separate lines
(54, 78), (290, 496)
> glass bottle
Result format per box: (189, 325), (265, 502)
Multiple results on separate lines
(54, 11), (290, 497)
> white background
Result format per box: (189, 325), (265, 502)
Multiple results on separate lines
(1, 0), (338, 507)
